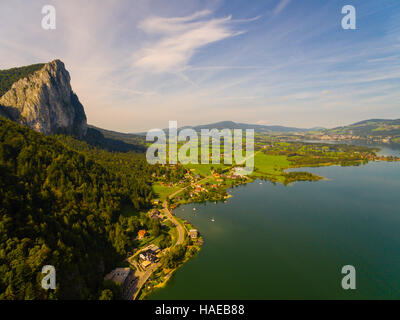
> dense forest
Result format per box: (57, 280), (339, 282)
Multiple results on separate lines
(0, 63), (45, 97)
(0, 116), (158, 299)
(84, 127), (146, 153)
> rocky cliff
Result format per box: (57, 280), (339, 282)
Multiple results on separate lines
(0, 60), (87, 138)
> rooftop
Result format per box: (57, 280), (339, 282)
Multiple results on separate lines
(104, 268), (131, 284)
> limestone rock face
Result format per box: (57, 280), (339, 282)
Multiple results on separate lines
(0, 60), (87, 137)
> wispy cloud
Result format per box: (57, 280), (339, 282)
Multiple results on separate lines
(273, 0), (291, 15)
(133, 11), (244, 73)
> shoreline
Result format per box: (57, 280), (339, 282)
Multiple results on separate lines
(136, 154), (397, 299)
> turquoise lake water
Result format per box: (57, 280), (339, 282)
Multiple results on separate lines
(149, 145), (400, 299)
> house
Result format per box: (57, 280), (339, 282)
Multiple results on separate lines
(104, 268), (136, 299)
(137, 229), (147, 240)
(189, 229), (198, 239)
(149, 210), (162, 220)
(139, 249), (159, 264)
(234, 167), (249, 176)
(147, 244), (161, 254)
(104, 268), (131, 285)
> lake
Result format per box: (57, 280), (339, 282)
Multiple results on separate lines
(149, 145), (400, 299)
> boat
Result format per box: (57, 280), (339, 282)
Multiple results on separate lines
(211, 218), (215, 222)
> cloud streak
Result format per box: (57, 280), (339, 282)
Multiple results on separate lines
(133, 11), (244, 73)
(273, 0), (291, 15)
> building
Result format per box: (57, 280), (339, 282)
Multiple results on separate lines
(137, 229), (147, 240)
(139, 247), (159, 268)
(189, 229), (198, 239)
(234, 167), (250, 176)
(141, 260), (152, 269)
(149, 210), (162, 220)
(147, 244), (161, 254)
(104, 268), (136, 299)
(104, 268), (131, 284)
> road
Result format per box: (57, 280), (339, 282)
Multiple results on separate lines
(131, 184), (191, 299)
(163, 174), (213, 245)
(132, 262), (160, 300)
(163, 199), (185, 245)
(130, 166), (254, 299)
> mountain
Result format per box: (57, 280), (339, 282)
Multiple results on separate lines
(135, 120), (316, 135)
(322, 119), (400, 142)
(0, 60), (146, 151)
(87, 125), (146, 152)
(192, 121), (311, 133)
(0, 60), (87, 138)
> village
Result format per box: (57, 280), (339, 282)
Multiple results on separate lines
(317, 134), (394, 144)
(102, 164), (249, 300)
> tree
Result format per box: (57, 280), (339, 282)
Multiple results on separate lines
(99, 289), (113, 300)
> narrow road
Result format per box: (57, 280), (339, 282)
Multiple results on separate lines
(131, 184), (191, 299)
(163, 174), (214, 245)
(132, 262), (160, 300)
(163, 199), (185, 245)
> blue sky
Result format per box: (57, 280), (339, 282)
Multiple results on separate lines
(0, 0), (399, 132)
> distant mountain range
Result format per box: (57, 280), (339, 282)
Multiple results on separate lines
(323, 119), (400, 136)
(135, 121), (323, 135)
(95, 119), (400, 145)
(318, 119), (400, 143)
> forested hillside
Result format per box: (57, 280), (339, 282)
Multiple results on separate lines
(323, 119), (400, 138)
(0, 116), (155, 299)
(0, 63), (45, 97)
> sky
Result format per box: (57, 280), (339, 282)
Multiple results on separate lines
(0, 0), (399, 132)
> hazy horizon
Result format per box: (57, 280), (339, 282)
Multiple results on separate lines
(89, 118), (400, 135)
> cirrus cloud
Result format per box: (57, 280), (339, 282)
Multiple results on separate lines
(133, 10), (244, 73)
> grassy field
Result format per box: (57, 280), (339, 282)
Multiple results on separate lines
(152, 183), (181, 200)
(251, 153), (290, 181)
